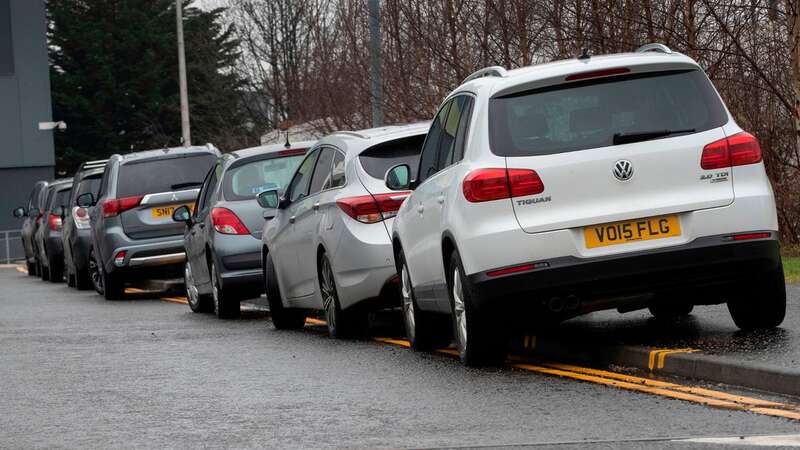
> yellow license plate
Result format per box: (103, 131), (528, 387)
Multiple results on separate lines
(584, 215), (681, 249)
(151, 204), (193, 219)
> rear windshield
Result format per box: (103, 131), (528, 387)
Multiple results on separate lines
(76, 175), (102, 199)
(489, 69), (728, 156)
(359, 134), (425, 179)
(117, 154), (216, 198)
(50, 188), (72, 210)
(222, 155), (305, 201)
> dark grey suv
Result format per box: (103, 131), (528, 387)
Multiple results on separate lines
(172, 142), (310, 318)
(63, 160), (107, 289)
(80, 145), (220, 300)
(34, 179), (73, 282)
(13, 180), (49, 276)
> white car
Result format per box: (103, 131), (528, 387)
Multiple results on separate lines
(258, 124), (428, 337)
(387, 43), (785, 366)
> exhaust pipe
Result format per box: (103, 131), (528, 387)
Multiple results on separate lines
(547, 296), (565, 313)
(565, 295), (580, 311)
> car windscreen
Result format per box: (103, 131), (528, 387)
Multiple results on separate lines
(359, 134), (425, 180)
(117, 154), (216, 198)
(223, 154), (304, 201)
(489, 69), (728, 157)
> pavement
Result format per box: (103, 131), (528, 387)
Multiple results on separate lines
(2, 266), (800, 449)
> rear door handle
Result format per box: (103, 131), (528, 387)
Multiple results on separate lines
(417, 204), (424, 214)
(289, 215), (296, 223)
(313, 202), (320, 211)
(437, 195), (445, 204)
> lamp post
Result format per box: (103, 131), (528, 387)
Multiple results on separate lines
(176, 0), (191, 147)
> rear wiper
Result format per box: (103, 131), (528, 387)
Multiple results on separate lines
(613, 128), (695, 145)
(171, 181), (203, 190)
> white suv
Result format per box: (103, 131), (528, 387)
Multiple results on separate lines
(387, 44), (785, 366)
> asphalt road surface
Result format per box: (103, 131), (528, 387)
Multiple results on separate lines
(1, 266), (799, 449)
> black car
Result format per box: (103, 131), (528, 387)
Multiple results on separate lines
(34, 179), (73, 282)
(13, 180), (49, 276)
(63, 160), (107, 289)
(173, 142), (310, 318)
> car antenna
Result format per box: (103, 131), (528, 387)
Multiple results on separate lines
(578, 48), (591, 60)
(284, 131), (291, 148)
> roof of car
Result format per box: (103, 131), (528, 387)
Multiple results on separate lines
(229, 141), (317, 161)
(318, 122), (430, 156)
(115, 144), (220, 163)
(47, 178), (73, 190)
(459, 50), (700, 98)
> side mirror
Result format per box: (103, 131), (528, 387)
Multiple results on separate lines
(257, 189), (280, 209)
(385, 164), (412, 191)
(29, 207), (40, 217)
(51, 206), (65, 218)
(12, 207), (26, 218)
(171, 205), (192, 224)
(76, 192), (95, 208)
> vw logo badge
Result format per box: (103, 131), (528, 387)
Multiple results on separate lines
(613, 160), (634, 182)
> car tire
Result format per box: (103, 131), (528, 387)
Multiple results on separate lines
(727, 261), (786, 330)
(39, 259), (49, 282)
(66, 260), (76, 287)
(648, 301), (693, 319)
(185, 260), (212, 313)
(319, 253), (364, 339)
(88, 248), (104, 295)
(47, 254), (63, 283)
(211, 260), (239, 319)
(447, 250), (506, 367)
(74, 258), (91, 291)
(26, 261), (37, 277)
(397, 249), (450, 350)
(265, 252), (306, 330)
(101, 260), (124, 300)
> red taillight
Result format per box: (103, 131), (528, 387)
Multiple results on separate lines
(114, 250), (127, 267)
(462, 168), (544, 203)
(701, 132), (762, 170)
(73, 207), (91, 229)
(48, 214), (62, 231)
(336, 192), (410, 224)
(565, 67), (630, 81)
(486, 262), (550, 277)
(102, 195), (143, 218)
(730, 232), (771, 241)
(211, 207), (250, 235)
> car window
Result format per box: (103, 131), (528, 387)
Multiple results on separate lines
(75, 175), (102, 202)
(438, 96), (467, 169)
(53, 188), (72, 211)
(116, 154), (216, 198)
(286, 149), (320, 203)
(223, 154), (304, 201)
(452, 96), (474, 164)
(359, 135), (424, 181)
(489, 69), (728, 156)
(418, 101), (452, 184)
(309, 148), (334, 195)
(329, 151), (346, 188)
(197, 164), (220, 213)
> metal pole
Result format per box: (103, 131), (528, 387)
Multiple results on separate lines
(176, 0), (191, 147)
(368, 0), (384, 127)
(5, 231), (9, 264)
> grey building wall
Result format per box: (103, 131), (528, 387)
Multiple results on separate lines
(0, 0), (55, 232)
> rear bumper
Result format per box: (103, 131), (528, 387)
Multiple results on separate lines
(104, 236), (185, 274)
(468, 233), (781, 307)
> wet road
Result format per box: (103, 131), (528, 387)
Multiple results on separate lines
(552, 285), (800, 368)
(1, 267), (799, 449)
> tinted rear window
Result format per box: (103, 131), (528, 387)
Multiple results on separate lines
(51, 188), (72, 210)
(489, 69), (728, 156)
(117, 154), (216, 198)
(76, 175), (102, 200)
(359, 135), (426, 180)
(223, 155), (304, 201)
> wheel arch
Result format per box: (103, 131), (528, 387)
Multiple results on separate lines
(441, 231), (459, 274)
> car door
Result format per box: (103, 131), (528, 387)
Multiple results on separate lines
(292, 147), (335, 299)
(186, 165), (217, 291)
(273, 148), (320, 299)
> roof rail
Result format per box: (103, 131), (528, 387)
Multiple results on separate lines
(462, 66), (508, 84)
(79, 159), (108, 169)
(331, 131), (370, 139)
(635, 43), (672, 54)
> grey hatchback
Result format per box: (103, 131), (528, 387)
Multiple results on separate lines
(172, 142), (310, 318)
(80, 145), (220, 300)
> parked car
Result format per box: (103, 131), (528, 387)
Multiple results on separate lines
(34, 179), (73, 282)
(13, 180), (49, 276)
(387, 43), (785, 366)
(257, 124), (428, 337)
(63, 160), (107, 289)
(172, 142), (311, 318)
(79, 145), (220, 300)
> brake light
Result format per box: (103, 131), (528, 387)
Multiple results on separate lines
(486, 261), (550, 277)
(114, 250), (127, 267)
(211, 207), (250, 235)
(278, 148), (307, 156)
(336, 192), (410, 224)
(729, 232), (772, 241)
(48, 214), (62, 231)
(72, 207), (91, 229)
(102, 195), (143, 218)
(462, 168), (544, 203)
(701, 132), (762, 170)
(565, 67), (630, 81)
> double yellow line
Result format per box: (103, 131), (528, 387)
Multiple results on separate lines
(125, 287), (189, 305)
(648, 348), (698, 370)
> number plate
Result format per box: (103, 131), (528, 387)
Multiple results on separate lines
(584, 215), (681, 249)
(151, 204), (193, 219)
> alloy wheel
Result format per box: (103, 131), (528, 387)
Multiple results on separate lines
(185, 261), (200, 309)
(89, 252), (103, 293)
(452, 268), (467, 353)
(211, 264), (220, 315)
(401, 264), (415, 341)
(320, 257), (337, 332)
